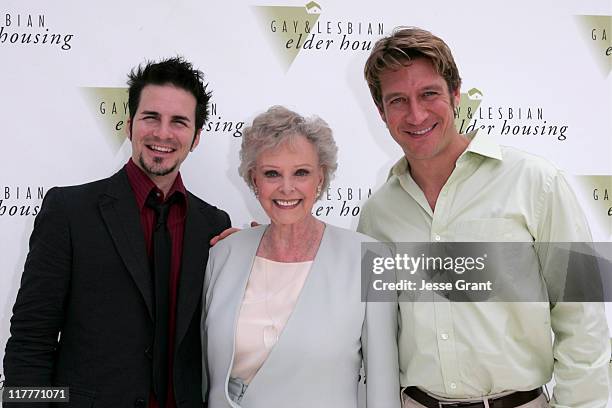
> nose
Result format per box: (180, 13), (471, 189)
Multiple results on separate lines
(153, 120), (172, 139)
(405, 99), (427, 125)
(279, 176), (295, 194)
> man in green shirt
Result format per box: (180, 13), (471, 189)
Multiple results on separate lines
(357, 27), (610, 408)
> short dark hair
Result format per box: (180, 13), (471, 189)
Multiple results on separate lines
(127, 56), (212, 131)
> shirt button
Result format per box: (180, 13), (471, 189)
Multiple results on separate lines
(434, 235), (441, 241)
(450, 382), (457, 390)
(440, 333), (449, 340)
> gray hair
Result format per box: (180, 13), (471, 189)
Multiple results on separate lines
(239, 105), (338, 200)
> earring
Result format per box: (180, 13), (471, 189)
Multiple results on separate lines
(316, 185), (322, 197)
(253, 187), (259, 198)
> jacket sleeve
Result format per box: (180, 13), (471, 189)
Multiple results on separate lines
(362, 244), (402, 407)
(3, 187), (72, 407)
(201, 251), (214, 404)
(201, 240), (225, 404)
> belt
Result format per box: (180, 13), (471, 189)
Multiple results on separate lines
(403, 387), (543, 408)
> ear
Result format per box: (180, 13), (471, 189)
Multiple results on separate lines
(451, 86), (460, 108)
(126, 118), (133, 140)
(190, 129), (202, 152)
(318, 166), (325, 188)
(250, 172), (258, 190)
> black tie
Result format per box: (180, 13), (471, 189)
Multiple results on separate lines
(146, 192), (177, 408)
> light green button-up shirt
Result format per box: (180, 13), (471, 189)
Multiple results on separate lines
(357, 132), (610, 408)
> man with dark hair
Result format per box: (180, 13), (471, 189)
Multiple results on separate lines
(358, 27), (610, 407)
(3, 57), (231, 408)
(127, 57), (211, 135)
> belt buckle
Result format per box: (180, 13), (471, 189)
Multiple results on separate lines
(438, 401), (482, 408)
(438, 402), (461, 408)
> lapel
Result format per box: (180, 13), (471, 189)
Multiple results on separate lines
(174, 193), (215, 349)
(98, 169), (153, 320)
(228, 225), (333, 393)
(213, 226), (267, 383)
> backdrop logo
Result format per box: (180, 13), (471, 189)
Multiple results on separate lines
(317, 185), (372, 218)
(0, 12), (74, 51)
(204, 103), (246, 138)
(454, 88), (483, 131)
(573, 175), (612, 238)
(81, 89), (246, 150)
(575, 15), (611, 76)
(81, 87), (129, 153)
(254, 2), (384, 71)
(454, 88), (569, 141)
(0, 186), (45, 217)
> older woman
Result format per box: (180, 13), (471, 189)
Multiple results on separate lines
(202, 106), (400, 408)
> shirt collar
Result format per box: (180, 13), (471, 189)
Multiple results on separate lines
(463, 130), (503, 161)
(388, 130), (503, 179)
(125, 158), (187, 210)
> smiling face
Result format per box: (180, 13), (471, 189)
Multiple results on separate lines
(127, 84), (200, 186)
(252, 136), (324, 227)
(378, 58), (460, 162)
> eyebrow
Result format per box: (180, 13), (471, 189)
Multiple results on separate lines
(422, 84), (445, 91)
(172, 115), (191, 123)
(139, 111), (192, 123)
(383, 84), (446, 102)
(259, 163), (315, 169)
(382, 92), (405, 102)
(140, 110), (160, 117)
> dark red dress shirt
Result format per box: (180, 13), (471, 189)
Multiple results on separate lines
(126, 158), (186, 408)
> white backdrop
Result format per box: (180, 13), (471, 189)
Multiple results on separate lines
(0, 0), (611, 398)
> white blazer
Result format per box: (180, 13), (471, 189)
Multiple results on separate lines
(202, 224), (400, 408)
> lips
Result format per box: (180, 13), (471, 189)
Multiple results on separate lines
(405, 123), (437, 137)
(273, 199), (301, 209)
(147, 144), (176, 153)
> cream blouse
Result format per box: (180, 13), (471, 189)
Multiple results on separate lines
(230, 256), (311, 384)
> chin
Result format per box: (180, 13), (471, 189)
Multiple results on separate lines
(402, 142), (443, 161)
(141, 157), (178, 177)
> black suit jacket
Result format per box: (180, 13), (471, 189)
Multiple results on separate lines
(3, 168), (231, 408)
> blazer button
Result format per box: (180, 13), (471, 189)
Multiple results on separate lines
(144, 346), (153, 359)
(134, 398), (146, 408)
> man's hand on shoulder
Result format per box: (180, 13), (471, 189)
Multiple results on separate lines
(209, 221), (260, 246)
